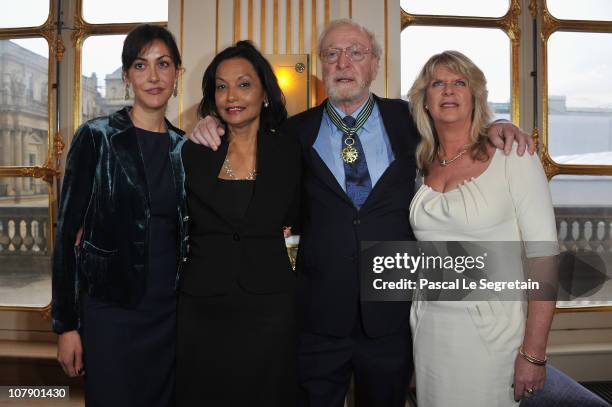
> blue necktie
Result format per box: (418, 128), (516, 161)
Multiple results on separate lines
(342, 115), (372, 209)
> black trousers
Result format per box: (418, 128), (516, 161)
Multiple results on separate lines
(297, 311), (413, 407)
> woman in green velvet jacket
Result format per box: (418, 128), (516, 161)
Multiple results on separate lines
(51, 25), (186, 407)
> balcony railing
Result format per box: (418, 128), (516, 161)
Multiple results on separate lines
(0, 206), (609, 306)
(0, 206), (610, 257)
(0, 206), (49, 255)
(1, 207), (611, 255)
(555, 207), (612, 253)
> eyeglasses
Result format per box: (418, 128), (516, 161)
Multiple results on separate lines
(319, 45), (371, 64)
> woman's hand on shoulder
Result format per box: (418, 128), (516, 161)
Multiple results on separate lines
(57, 330), (84, 378)
(513, 353), (546, 401)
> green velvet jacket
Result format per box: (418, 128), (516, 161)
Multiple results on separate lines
(51, 107), (188, 334)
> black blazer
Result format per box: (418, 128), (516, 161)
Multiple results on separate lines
(179, 129), (300, 296)
(283, 95), (419, 338)
(51, 107), (188, 334)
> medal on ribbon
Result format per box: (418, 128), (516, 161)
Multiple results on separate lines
(326, 96), (375, 164)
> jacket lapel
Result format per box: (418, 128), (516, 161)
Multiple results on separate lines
(303, 102), (353, 206)
(359, 96), (407, 211)
(243, 129), (273, 224)
(108, 109), (150, 208)
(190, 139), (229, 208)
(168, 127), (187, 217)
(375, 95), (404, 161)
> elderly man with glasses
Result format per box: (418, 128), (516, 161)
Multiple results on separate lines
(190, 18), (534, 407)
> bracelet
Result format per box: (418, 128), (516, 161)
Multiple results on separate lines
(519, 346), (547, 366)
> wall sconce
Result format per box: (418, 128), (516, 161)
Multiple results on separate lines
(266, 54), (310, 117)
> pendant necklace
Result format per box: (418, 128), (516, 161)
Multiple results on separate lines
(438, 145), (470, 167)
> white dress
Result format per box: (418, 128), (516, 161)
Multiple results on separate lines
(409, 146), (559, 407)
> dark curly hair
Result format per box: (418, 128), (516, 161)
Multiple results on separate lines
(198, 41), (287, 133)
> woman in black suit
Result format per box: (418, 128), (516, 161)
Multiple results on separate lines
(52, 25), (187, 406)
(177, 41), (300, 406)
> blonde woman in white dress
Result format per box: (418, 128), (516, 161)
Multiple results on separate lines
(407, 51), (559, 406)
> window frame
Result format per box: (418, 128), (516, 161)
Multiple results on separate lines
(538, 1), (612, 314)
(0, 0), (61, 314)
(539, 2), (612, 178)
(0, 0), (172, 314)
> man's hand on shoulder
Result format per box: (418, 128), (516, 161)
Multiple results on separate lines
(189, 115), (225, 150)
(487, 120), (536, 156)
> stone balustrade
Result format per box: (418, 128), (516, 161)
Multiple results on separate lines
(0, 206), (49, 255)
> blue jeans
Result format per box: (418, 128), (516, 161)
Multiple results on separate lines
(520, 365), (609, 407)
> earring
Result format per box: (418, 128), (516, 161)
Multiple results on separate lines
(124, 83), (130, 100)
(263, 99), (269, 108)
(424, 105), (429, 110)
(173, 81), (178, 97)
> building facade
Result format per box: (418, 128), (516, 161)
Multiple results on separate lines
(0, 40), (124, 201)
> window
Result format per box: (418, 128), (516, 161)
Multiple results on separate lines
(80, 35), (128, 123)
(0, 0), (50, 29)
(547, 31), (612, 165)
(73, 1), (168, 127)
(547, 0), (612, 22)
(400, 0), (509, 18)
(0, 5), (54, 308)
(400, 26), (511, 120)
(400, 0), (520, 122)
(0, 39), (50, 167)
(82, 0), (167, 24)
(0, 0), (170, 310)
(540, 2), (612, 309)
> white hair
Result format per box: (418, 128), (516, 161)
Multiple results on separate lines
(317, 19), (382, 62)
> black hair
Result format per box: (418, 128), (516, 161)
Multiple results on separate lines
(198, 40), (287, 133)
(122, 24), (182, 74)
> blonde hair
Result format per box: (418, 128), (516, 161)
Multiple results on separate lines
(318, 19), (382, 65)
(408, 50), (492, 171)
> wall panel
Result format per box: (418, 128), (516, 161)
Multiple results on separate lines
(176, 0), (391, 129)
